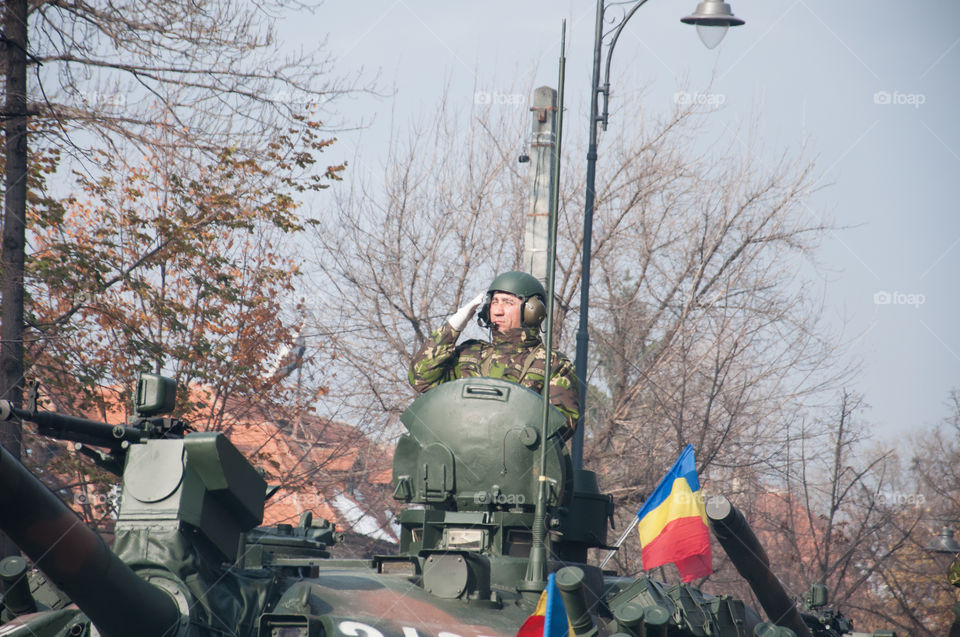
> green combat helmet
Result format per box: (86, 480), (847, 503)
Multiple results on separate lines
(478, 270), (547, 328)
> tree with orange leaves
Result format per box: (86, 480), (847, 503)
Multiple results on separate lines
(24, 116), (340, 430)
(11, 115), (347, 534)
(2, 0), (361, 461)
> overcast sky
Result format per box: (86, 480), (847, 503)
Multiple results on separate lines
(294, 1), (960, 442)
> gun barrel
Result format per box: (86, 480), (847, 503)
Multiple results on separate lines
(0, 399), (143, 449)
(0, 441), (182, 637)
(706, 495), (811, 637)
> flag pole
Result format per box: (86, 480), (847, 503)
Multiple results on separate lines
(599, 515), (638, 569)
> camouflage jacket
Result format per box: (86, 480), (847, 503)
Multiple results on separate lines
(408, 323), (580, 434)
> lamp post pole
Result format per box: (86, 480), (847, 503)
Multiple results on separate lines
(571, 0), (744, 469)
(570, 0), (608, 469)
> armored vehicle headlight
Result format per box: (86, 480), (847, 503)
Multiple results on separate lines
(443, 528), (485, 551)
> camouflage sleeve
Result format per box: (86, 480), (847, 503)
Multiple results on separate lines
(549, 352), (580, 436)
(408, 323), (461, 393)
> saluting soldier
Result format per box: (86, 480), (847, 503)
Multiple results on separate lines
(408, 271), (579, 439)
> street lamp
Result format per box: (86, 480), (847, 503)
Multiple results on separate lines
(928, 526), (960, 555)
(571, 0), (744, 468)
(926, 525), (960, 572)
(683, 1), (745, 49)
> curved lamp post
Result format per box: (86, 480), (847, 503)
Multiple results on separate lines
(571, 0), (744, 468)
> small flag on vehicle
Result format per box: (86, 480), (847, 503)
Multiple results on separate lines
(636, 444), (712, 582)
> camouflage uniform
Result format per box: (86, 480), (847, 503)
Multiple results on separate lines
(409, 322), (580, 436)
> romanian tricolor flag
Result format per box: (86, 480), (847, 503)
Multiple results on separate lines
(516, 573), (569, 637)
(636, 444), (712, 582)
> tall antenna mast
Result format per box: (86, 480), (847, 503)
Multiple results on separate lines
(520, 18), (566, 595)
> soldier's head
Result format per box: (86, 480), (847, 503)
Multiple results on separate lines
(477, 271), (547, 332)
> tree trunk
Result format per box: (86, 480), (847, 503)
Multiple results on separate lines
(1, 0), (28, 460)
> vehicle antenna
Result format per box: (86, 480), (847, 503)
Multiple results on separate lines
(521, 18), (566, 595)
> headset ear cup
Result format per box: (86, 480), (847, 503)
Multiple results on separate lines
(477, 297), (492, 328)
(522, 296), (546, 327)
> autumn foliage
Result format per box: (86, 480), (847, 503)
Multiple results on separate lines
(10, 118), (403, 548)
(24, 118), (339, 423)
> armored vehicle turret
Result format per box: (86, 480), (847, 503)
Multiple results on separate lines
(0, 374), (888, 637)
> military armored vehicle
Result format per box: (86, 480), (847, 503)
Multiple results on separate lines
(0, 373), (890, 637)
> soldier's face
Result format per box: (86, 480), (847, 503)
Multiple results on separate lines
(490, 292), (523, 331)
